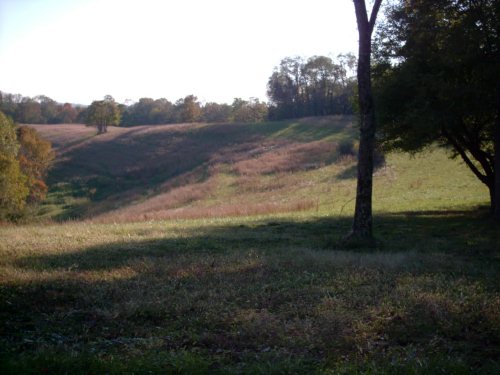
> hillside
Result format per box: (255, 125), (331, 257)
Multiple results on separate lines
(1, 117), (498, 374)
(31, 116), (487, 222)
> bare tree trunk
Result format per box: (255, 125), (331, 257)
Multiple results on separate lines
(344, 0), (382, 245)
(494, 90), (500, 220)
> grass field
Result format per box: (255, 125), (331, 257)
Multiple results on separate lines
(1, 117), (498, 374)
(30, 117), (487, 222)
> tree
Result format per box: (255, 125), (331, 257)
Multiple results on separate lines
(86, 95), (121, 133)
(268, 56), (306, 119)
(15, 98), (43, 124)
(0, 112), (28, 219)
(16, 126), (55, 202)
(151, 98), (174, 124)
(177, 95), (202, 123)
(374, 0), (499, 219)
(0, 92), (20, 119)
(344, 0), (383, 244)
(231, 98), (268, 123)
(56, 103), (78, 124)
(202, 102), (232, 123)
(267, 55), (356, 120)
(35, 95), (59, 123)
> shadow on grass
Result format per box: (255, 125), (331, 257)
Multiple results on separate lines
(2, 210), (499, 373)
(14, 210), (499, 273)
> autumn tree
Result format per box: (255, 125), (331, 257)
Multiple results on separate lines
(0, 112), (28, 219)
(16, 126), (55, 202)
(177, 95), (202, 123)
(1, 91), (83, 125)
(56, 103), (78, 123)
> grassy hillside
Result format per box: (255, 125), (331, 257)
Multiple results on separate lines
(1, 117), (498, 374)
(31, 116), (487, 222)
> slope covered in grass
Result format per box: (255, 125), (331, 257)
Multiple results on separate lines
(2, 117), (497, 374)
(32, 116), (488, 222)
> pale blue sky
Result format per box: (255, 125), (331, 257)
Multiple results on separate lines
(0, 0), (358, 105)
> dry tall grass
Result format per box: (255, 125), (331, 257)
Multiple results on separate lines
(32, 118), (353, 223)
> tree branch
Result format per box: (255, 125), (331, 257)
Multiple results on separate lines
(353, 0), (369, 34)
(442, 128), (489, 186)
(454, 128), (494, 180)
(369, 0), (383, 35)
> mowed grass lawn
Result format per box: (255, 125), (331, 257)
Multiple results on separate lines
(1, 118), (499, 373)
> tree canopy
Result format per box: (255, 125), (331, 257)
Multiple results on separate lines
(374, 0), (499, 216)
(0, 112), (28, 219)
(0, 111), (55, 220)
(0, 91), (85, 125)
(86, 96), (121, 133)
(16, 126), (55, 202)
(267, 54), (357, 120)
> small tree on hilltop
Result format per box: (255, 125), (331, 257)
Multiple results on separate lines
(86, 95), (121, 133)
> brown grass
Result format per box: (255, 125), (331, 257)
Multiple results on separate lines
(94, 178), (217, 222)
(93, 199), (315, 223)
(232, 140), (336, 176)
(31, 118), (355, 222)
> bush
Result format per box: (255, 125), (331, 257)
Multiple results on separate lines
(337, 139), (356, 157)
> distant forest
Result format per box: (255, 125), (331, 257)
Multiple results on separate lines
(0, 54), (356, 126)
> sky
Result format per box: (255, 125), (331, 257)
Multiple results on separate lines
(0, 0), (358, 105)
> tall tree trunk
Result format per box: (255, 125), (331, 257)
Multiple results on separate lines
(494, 89), (500, 220)
(345, 0), (382, 243)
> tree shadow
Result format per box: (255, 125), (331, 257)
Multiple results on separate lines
(2, 211), (499, 370)
(13, 210), (499, 273)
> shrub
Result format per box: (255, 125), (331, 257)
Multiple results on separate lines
(337, 139), (356, 157)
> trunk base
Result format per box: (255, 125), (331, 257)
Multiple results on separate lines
(339, 230), (378, 249)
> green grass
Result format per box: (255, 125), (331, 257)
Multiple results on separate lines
(1, 117), (498, 373)
(1, 212), (498, 374)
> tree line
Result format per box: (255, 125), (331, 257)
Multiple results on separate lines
(0, 91), (271, 128)
(120, 96), (269, 127)
(1, 54), (358, 129)
(0, 92), (86, 124)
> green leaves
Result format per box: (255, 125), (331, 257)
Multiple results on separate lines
(374, 0), (499, 211)
(86, 96), (121, 133)
(0, 112), (29, 219)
